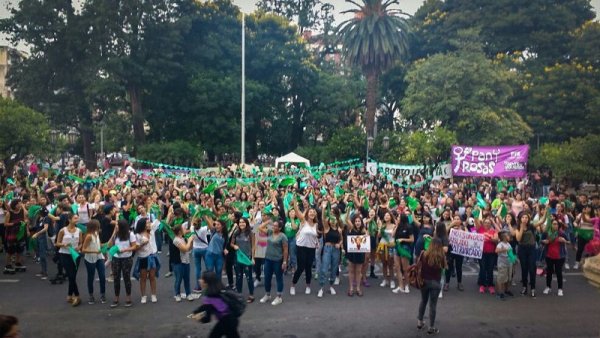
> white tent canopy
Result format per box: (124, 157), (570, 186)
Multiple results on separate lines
(275, 152), (310, 168)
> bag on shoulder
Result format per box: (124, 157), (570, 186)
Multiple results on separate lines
(406, 252), (425, 289)
(220, 289), (246, 317)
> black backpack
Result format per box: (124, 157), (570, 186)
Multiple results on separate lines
(219, 289), (246, 317)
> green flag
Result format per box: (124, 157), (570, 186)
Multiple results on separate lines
(308, 192), (315, 206)
(279, 177), (296, 187)
(406, 196), (419, 212)
(100, 243), (109, 255)
(363, 197), (370, 211)
(507, 248), (517, 265)
(68, 246), (80, 264)
(202, 182), (218, 194)
(108, 245), (120, 257)
(16, 221), (27, 241)
(163, 223), (175, 240)
(236, 250), (253, 266)
(184, 232), (195, 240)
(389, 198), (397, 209)
(320, 186), (327, 196)
(476, 193), (487, 208)
(424, 236), (432, 250)
(575, 227), (594, 241)
(396, 242), (412, 258)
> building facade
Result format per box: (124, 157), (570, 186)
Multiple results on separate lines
(0, 46), (26, 98)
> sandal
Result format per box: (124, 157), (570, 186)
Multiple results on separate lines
(247, 296), (255, 303)
(356, 290), (363, 297)
(347, 289), (354, 297)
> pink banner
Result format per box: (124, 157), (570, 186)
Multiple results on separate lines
(451, 145), (529, 178)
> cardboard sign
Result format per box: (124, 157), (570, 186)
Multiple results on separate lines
(347, 235), (371, 253)
(448, 229), (484, 259)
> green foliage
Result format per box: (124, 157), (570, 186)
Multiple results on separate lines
(570, 21), (600, 66)
(0, 98), (49, 164)
(402, 46), (532, 145)
(137, 140), (203, 167)
(401, 127), (457, 165)
(324, 126), (366, 162)
(531, 135), (600, 184)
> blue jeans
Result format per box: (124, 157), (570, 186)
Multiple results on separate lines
(320, 245), (340, 287)
(478, 253), (496, 287)
(235, 262), (254, 295)
(205, 252), (224, 276)
(193, 248), (207, 290)
(418, 280), (441, 327)
(264, 259), (283, 294)
(84, 259), (106, 296)
(37, 235), (48, 275)
(173, 263), (191, 296)
(315, 238), (323, 275)
(287, 237), (297, 269)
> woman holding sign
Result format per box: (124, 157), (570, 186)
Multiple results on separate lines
(345, 215), (367, 296)
(55, 212), (83, 306)
(445, 215), (466, 291)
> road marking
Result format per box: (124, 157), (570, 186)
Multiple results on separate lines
(0, 279), (20, 283)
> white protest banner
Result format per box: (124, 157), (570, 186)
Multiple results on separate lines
(347, 235), (371, 253)
(448, 229), (484, 259)
(367, 162), (452, 181)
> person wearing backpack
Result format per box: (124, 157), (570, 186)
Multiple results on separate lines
(191, 271), (241, 338)
(416, 238), (447, 335)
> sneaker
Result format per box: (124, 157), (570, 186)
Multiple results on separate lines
(192, 288), (202, 294)
(317, 288), (324, 298)
(488, 286), (495, 295)
(390, 281), (396, 289)
(71, 297), (81, 307)
(254, 280), (260, 288)
(392, 287), (403, 294)
(558, 289), (564, 297)
(181, 294), (187, 299)
(564, 263), (570, 270)
(329, 286), (336, 295)
(107, 276), (114, 283)
(110, 301), (119, 308)
(427, 327), (439, 335)
(40, 274), (48, 280)
(100, 295), (107, 304)
(88, 296), (96, 305)
(573, 262), (580, 269)
(457, 283), (464, 291)
(174, 295), (181, 302)
(380, 280), (388, 287)
(141, 296), (147, 304)
(334, 277), (340, 285)
(404, 286), (410, 294)
(438, 291), (443, 299)
(187, 294), (194, 301)
(260, 295), (271, 303)
(35, 272), (43, 277)
(305, 286), (311, 295)
(271, 296), (283, 306)
(193, 293), (201, 299)
(530, 289), (536, 298)
(290, 286), (296, 296)
(543, 287), (551, 295)
(151, 295), (157, 303)
(124, 301), (132, 307)
(479, 286), (485, 294)
(165, 272), (173, 278)
(520, 287), (527, 296)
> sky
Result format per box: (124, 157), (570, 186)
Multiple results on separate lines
(1, 0), (599, 48)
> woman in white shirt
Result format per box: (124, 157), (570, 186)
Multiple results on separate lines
(192, 217), (209, 294)
(291, 200), (318, 296)
(81, 219), (106, 305)
(172, 224), (194, 302)
(134, 218), (159, 304)
(55, 213), (83, 306)
(109, 219), (138, 308)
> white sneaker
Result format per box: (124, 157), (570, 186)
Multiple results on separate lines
(181, 294), (187, 299)
(290, 286), (296, 296)
(392, 287), (403, 294)
(558, 289), (564, 297)
(305, 286), (311, 295)
(187, 294), (195, 301)
(271, 296), (283, 306)
(141, 296), (147, 304)
(380, 280), (388, 287)
(543, 287), (551, 295)
(151, 295), (157, 303)
(390, 281), (396, 289)
(438, 291), (443, 299)
(174, 295), (181, 302)
(260, 295), (271, 303)
(404, 286), (410, 293)
(573, 262), (580, 269)
(193, 293), (201, 300)
(329, 286), (336, 295)
(334, 277), (340, 285)
(317, 288), (324, 298)
(564, 263), (570, 270)
(254, 280), (260, 288)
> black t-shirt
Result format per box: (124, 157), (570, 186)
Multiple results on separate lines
(99, 215), (114, 243)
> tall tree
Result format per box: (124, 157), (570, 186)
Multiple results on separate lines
(337, 0), (411, 137)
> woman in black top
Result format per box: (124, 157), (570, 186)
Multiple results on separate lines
(318, 203), (343, 298)
(345, 214), (367, 297)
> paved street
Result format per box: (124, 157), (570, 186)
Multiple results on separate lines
(1, 252), (599, 338)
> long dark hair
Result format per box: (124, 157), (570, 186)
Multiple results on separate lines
(394, 214), (410, 238)
(134, 217), (148, 235)
(236, 217), (251, 236)
(117, 219), (130, 241)
(201, 271), (223, 297)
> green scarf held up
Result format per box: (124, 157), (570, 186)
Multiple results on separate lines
(476, 193), (487, 208)
(68, 246), (80, 264)
(202, 182), (218, 194)
(406, 196), (419, 212)
(236, 250), (253, 266)
(389, 198), (397, 209)
(279, 177), (296, 187)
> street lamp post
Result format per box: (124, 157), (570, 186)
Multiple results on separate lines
(383, 136), (390, 151)
(50, 129), (58, 171)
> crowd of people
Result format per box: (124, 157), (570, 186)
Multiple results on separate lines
(1, 159), (599, 336)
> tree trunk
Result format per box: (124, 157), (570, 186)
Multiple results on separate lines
(365, 68), (379, 137)
(128, 84), (145, 152)
(80, 124), (96, 170)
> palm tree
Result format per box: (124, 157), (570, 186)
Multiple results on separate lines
(337, 0), (411, 136)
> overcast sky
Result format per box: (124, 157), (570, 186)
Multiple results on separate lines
(1, 0), (599, 48)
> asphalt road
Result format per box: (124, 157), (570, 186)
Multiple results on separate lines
(1, 252), (599, 338)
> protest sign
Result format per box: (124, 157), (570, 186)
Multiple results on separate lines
(451, 145), (528, 178)
(347, 235), (371, 253)
(367, 162), (452, 180)
(448, 229), (484, 259)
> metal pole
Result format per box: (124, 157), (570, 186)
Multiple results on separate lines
(365, 136), (369, 174)
(100, 123), (104, 157)
(241, 13), (246, 165)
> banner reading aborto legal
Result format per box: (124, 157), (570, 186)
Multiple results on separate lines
(451, 145), (529, 178)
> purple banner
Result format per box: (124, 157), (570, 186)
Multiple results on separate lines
(451, 145), (529, 178)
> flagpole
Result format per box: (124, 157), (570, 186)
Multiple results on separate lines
(241, 13), (246, 165)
